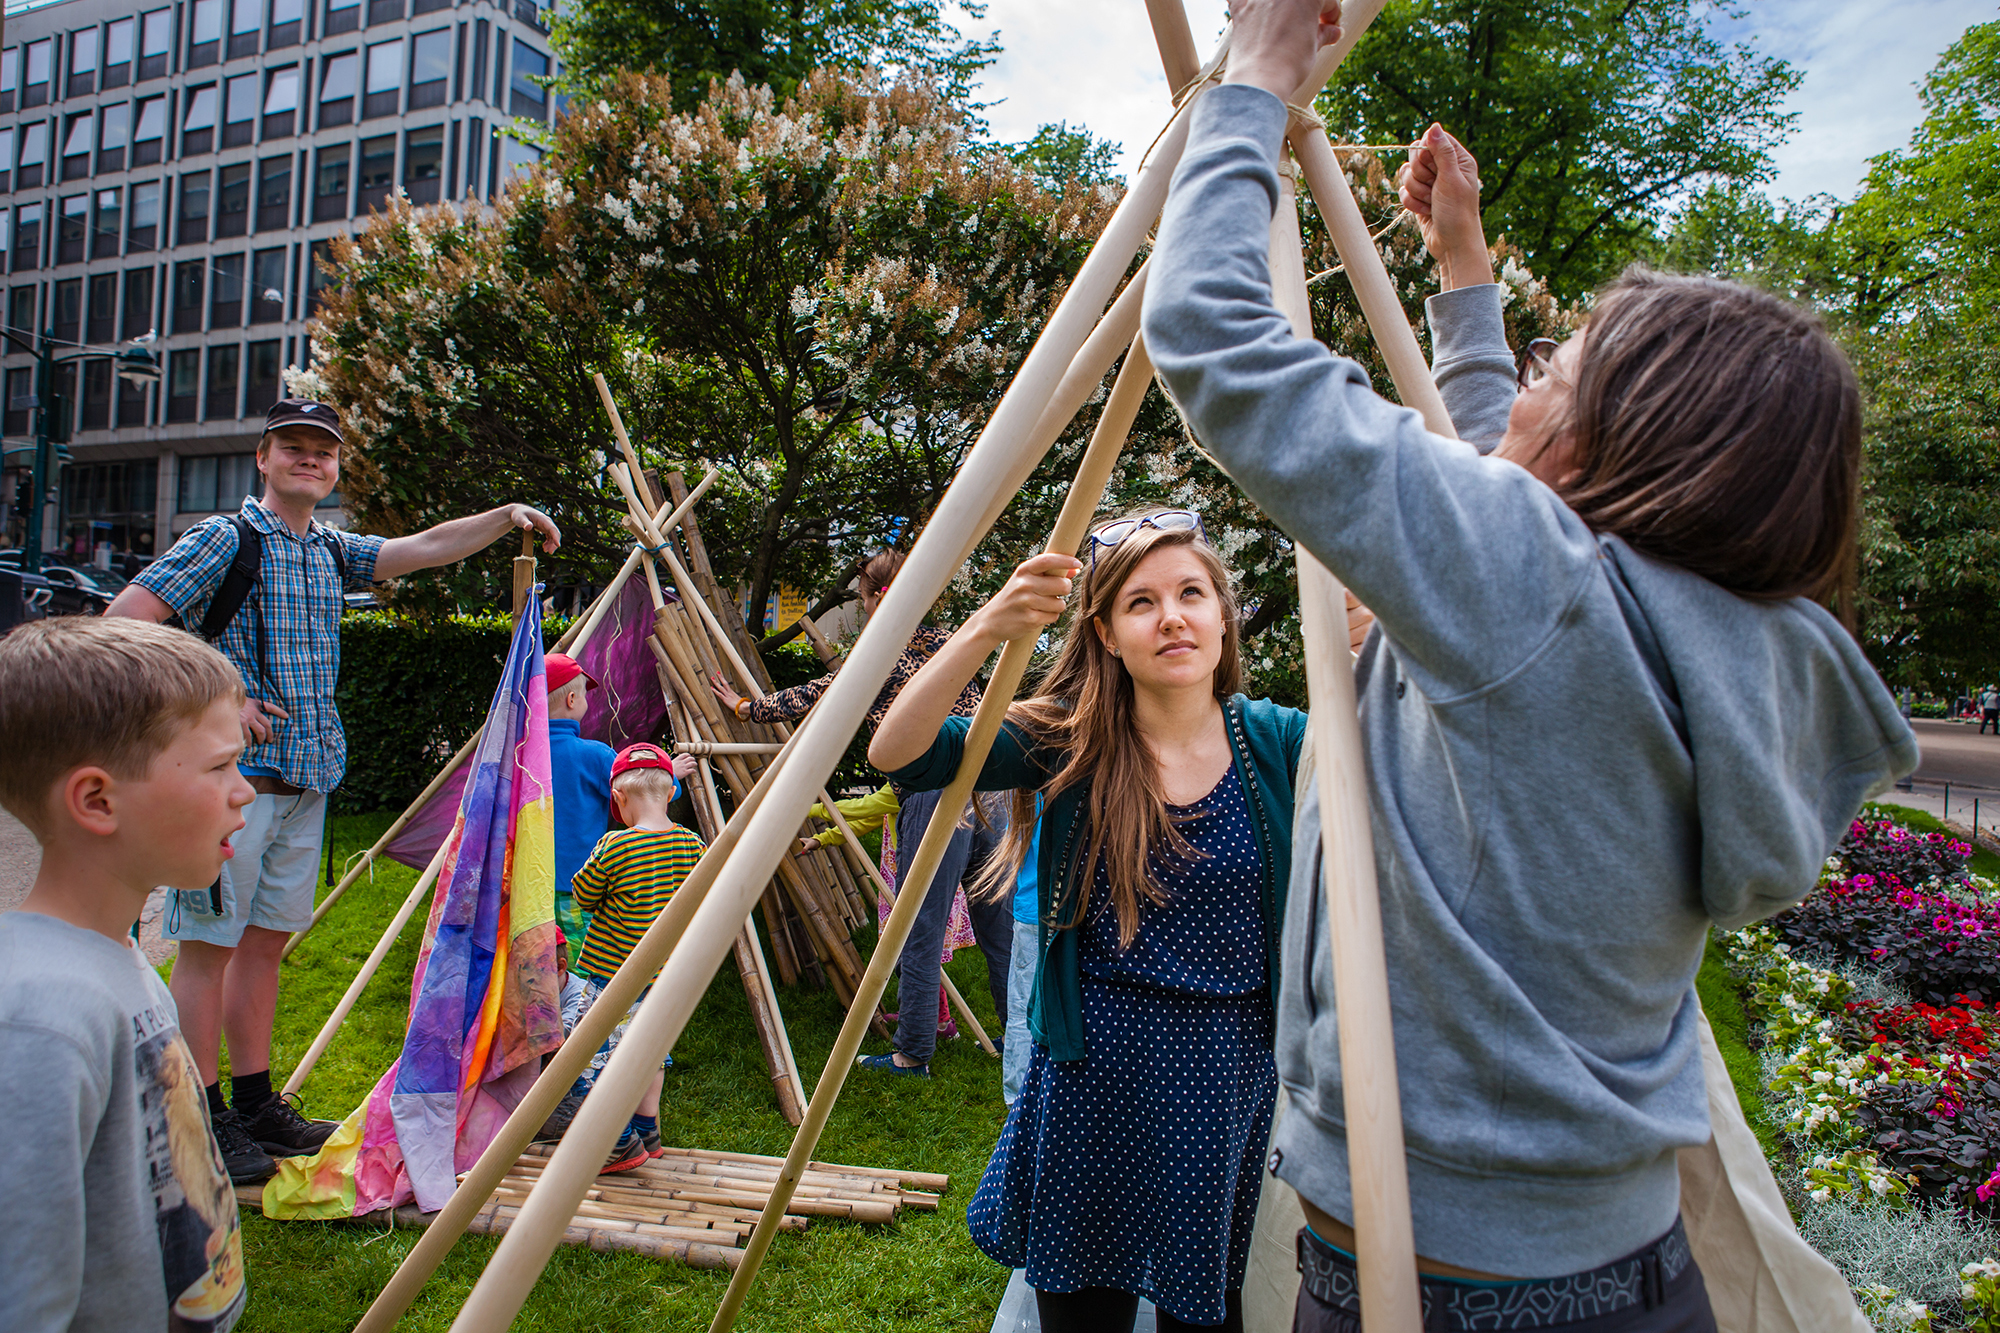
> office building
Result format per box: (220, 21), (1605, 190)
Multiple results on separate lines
(0, 0), (558, 566)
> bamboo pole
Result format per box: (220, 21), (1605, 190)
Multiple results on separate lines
(706, 335), (1159, 1333)
(512, 529), (537, 621)
(280, 484), (708, 960)
(281, 836), (451, 1097)
(353, 734), (800, 1333)
(796, 613), (839, 664)
(674, 741), (786, 755)
(437, 109), (1176, 1325)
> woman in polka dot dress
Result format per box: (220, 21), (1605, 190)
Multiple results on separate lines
(872, 509), (1307, 1332)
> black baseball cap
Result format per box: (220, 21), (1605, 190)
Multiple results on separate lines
(262, 397), (344, 445)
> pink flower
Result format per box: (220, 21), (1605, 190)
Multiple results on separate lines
(1980, 1169), (2000, 1203)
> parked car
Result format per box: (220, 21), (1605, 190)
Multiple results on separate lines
(0, 553), (125, 615)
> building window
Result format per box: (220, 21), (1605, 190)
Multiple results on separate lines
(501, 134), (540, 182)
(178, 451), (259, 511)
(61, 113), (94, 182)
(53, 278), (81, 344)
(173, 261), (205, 333)
(216, 163), (251, 238)
(307, 237), (337, 312)
(229, 0), (263, 60)
(254, 157), (290, 232)
(68, 28), (100, 99)
(8, 286), (36, 340)
(138, 10), (171, 82)
(319, 51), (357, 127)
(13, 204), (42, 271)
(86, 273), (118, 344)
(251, 247), (286, 322)
(205, 344), (240, 420)
(23, 39), (52, 109)
(123, 267), (155, 339)
(404, 124), (443, 204)
(0, 48), (16, 115)
(128, 180), (161, 251)
(211, 253), (245, 327)
(0, 129), (11, 192)
(326, 0), (360, 36)
(224, 73), (259, 149)
(17, 123), (48, 190)
(178, 170), (212, 245)
(471, 21), (489, 106)
(358, 133), (394, 213)
(262, 65), (299, 139)
(189, 0), (223, 69)
(104, 18), (135, 89)
(370, 0), (406, 25)
(80, 358), (113, 430)
(245, 339), (282, 413)
(117, 359), (150, 428)
(58, 195), (88, 264)
(97, 103), (130, 174)
(91, 187), (121, 259)
(167, 350), (201, 421)
(182, 85), (219, 157)
(4, 366), (31, 436)
(414, 0), (451, 14)
(364, 41), (402, 119)
(132, 96), (165, 166)
(314, 143), (350, 220)
(409, 29), (450, 110)
(269, 0), (304, 49)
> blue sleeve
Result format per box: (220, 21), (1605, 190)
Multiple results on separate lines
(886, 715), (1053, 794)
(332, 529), (387, 590)
(131, 516), (236, 623)
(1141, 84), (1601, 702)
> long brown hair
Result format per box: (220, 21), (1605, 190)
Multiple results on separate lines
(975, 511), (1244, 947)
(1550, 268), (1862, 616)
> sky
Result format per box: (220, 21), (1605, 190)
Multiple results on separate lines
(955, 0), (1996, 206)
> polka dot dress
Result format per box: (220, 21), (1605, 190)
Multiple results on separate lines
(966, 762), (1276, 1327)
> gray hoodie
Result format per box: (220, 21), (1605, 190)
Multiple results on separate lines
(1142, 84), (1917, 1278)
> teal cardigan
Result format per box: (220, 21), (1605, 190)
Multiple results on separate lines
(887, 693), (1307, 1061)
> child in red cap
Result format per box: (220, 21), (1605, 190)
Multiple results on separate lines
(565, 742), (703, 1173)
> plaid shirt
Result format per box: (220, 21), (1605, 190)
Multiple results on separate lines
(747, 623), (981, 735)
(135, 498), (384, 792)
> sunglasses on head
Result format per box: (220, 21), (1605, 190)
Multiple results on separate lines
(1085, 510), (1207, 567)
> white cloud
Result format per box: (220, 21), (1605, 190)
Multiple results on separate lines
(957, 0), (1995, 204)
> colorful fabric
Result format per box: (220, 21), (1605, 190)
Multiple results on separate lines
(746, 624), (980, 735)
(555, 891), (591, 967)
(571, 825), (704, 982)
(134, 498), (384, 792)
(263, 597), (564, 1218)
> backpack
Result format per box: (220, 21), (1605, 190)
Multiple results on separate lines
(194, 513), (348, 642)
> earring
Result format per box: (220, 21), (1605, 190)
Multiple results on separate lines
(1109, 647), (1120, 657)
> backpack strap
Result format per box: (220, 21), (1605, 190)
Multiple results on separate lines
(197, 516), (264, 642)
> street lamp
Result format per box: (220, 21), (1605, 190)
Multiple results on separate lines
(1, 325), (160, 572)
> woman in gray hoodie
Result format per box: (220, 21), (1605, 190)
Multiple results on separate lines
(1140, 2), (1918, 1329)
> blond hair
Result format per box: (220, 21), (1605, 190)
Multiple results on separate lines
(611, 766), (678, 812)
(0, 618), (244, 835)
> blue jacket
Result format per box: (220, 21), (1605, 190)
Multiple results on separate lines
(890, 693), (1306, 1061)
(548, 719), (614, 894)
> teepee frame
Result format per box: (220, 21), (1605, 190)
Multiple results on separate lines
(352, 3), (1451, 1328)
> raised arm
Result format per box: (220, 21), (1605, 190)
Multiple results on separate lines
(868, 553), (1076, 773)
(372, 504), (561, 582)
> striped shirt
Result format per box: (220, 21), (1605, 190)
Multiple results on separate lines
(571, 824), (705, 981)
(134, 498), (384, 792)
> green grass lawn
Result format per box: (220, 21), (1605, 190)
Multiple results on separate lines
(200, 812), (1013, 1333)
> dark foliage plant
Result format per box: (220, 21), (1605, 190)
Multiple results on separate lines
(1854, 1056), (2000, 1217)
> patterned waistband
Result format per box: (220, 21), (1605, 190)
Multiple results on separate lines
(1296, 1217), (1693, 1331)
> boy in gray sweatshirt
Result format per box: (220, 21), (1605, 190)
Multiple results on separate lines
(0, 618), (257, 1332)
(1142, 0), (1916, 1322)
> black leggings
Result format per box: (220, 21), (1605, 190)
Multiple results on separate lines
(1034, 1286), (1244, 1333)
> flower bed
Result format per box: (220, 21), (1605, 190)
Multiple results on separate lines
(1724, 810), (2000, 1330)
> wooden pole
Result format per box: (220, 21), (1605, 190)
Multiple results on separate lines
(707, 335), (1159, 1333)
(796, 614), (839, 664)
(674, 742), (785, 756)
(513, 529), (537, 622)
(442, 103), (1184, 1325)
(281, 836), (451, 1097)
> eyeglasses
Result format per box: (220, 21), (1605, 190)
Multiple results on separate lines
(1516, 337), (1562, 392)
(1085, 510), (1206, 567)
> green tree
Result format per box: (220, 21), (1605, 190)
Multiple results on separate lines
(552, 0), (998, 110)
(1320, 0), (1800, 300)
(1008, 121), (1121, 195)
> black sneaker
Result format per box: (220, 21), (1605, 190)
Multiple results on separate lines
(239, 1092), (337, 1158)
(535, 1090), (586, 1143)
(210, 1108), (278, 1185)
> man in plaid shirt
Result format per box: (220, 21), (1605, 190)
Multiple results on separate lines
(105, 397), (561, 1182)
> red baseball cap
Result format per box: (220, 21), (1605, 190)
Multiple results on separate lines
(545, 653), (598, 692)
(611, 743), (674, 780)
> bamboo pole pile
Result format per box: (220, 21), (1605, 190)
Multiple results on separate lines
(233, 1143), (943, 1274)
